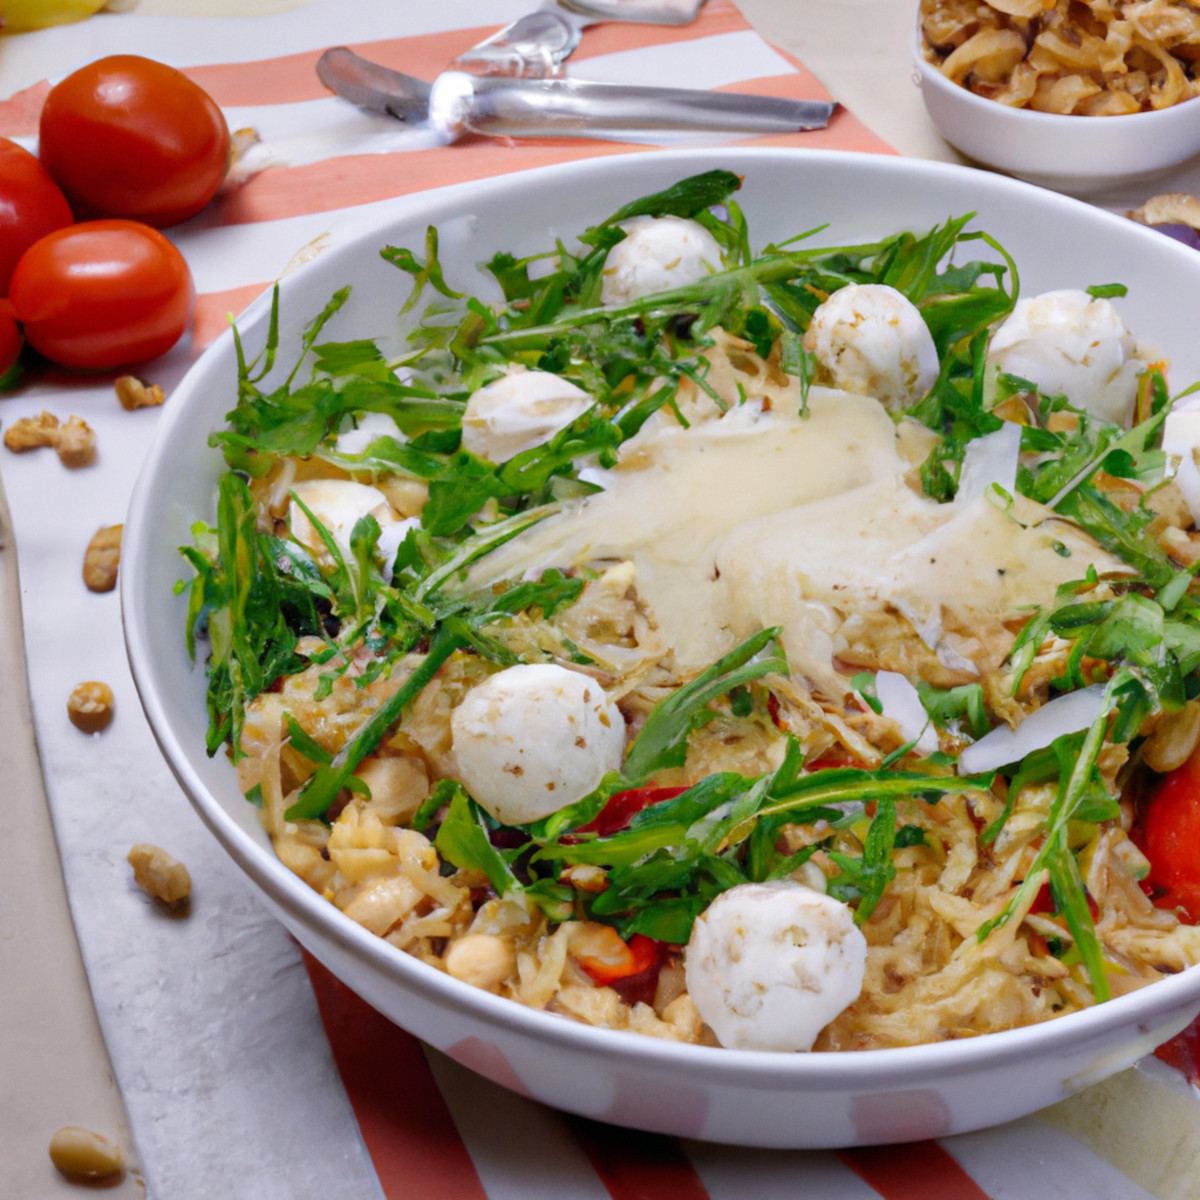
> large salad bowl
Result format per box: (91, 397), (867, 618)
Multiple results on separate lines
(122, 147), (1200, 1148)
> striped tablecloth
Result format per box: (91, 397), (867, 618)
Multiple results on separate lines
(3, 3), (1199, 1197)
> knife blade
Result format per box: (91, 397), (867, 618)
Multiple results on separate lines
(317, 48), (837, 140)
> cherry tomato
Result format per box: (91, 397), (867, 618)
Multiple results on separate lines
(1135, 747), (1200, 922)
(38, 55), (230, 227)
(0, 139), (74, 295)
(9, 220), (194, 370)
(0, 311), (22, 379)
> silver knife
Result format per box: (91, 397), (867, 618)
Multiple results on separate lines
(452, 0), (708, 78)
(317, 47), (837, 140)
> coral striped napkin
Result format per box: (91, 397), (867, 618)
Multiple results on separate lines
(1, 3), (1195, 1197)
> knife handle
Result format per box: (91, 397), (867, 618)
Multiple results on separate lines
(432, 73), (836, 138)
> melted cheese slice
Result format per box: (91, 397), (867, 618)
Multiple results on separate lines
(720, 479), (1127, 692)
(466, 391), (1131, 692)
(468, 388), (908, 665)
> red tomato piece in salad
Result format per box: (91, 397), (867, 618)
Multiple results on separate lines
(574, 929), (663, 988)
(1137, 747), (1200, 923)
(580, 785), (689, 837)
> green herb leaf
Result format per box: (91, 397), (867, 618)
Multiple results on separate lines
(620, 628), (788, 784)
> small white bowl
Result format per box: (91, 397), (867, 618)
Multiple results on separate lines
(123, 147), (1200, 1149)
(913, 21), (1200, 195)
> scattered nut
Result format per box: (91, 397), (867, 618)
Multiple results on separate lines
(560, 863), (609, 893)
(1, 410), (96, 467)
(55, 415), (96, 468)
(1127, 192), (1200, 231)
(67, 681), (114, 733)
(443, 933), (515, 992)
(82, 525), (123, 592)
(1143, 700), (1200, 774)
(127, 843), (192, 907)
(115, 374), (165, 410)
(222, 126), (264, 191)
(3, 410), (60, 452)
(230, 125), (261, 165)
(48, 1126), (125, 1180)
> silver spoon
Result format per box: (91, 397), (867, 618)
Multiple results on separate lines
(453, 0), (709, 78)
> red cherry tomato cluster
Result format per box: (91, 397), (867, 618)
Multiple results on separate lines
(1, 54), (229, 377)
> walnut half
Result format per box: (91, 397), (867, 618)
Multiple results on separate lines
(82, 524), (123, 593)
(115, 374), (165, 410)
(2, 410), (96, 467)
(127, 843), (191, 908)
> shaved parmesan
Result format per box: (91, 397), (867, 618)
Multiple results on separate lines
(875, 671), (940, 755)
(956, 420), (1022, 504)
(958, 684), (1108, 774)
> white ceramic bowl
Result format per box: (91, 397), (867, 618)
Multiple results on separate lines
(123, 147), (1200, 1149)
(913, 21), (1200, 195)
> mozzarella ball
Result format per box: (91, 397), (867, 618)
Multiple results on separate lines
(600, 215), (723, 305)
(288, 479), (398, 563)
(986, 289), (1141, 426)
(1163, 403), (1200, 525)
(685, 881), (866, 1052)
(450, 664), (625, 826)
(376, 516), (420, 582)
(461, 368), (593, 463)
(802, 283), (939, 412)
(335, 411), (408, 456)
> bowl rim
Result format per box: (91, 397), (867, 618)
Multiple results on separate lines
(122, 144), (1200, 1089)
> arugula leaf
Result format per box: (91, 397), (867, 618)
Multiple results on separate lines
(977, 669), (1139, 1001)
(434, 784), (523, 897)
(182, 473), (315, 756)
(283, 713), (332, 766)
(620, 627), (788, 785)
(382, 226), (463, 313)
(473, 570), (584, 620)
(533, 759), (991, 940)
(310, 339), (386, 377)
(827, 796), (897, 923)
(286, 623), (464, 820)
(917, 680), (989, 739)
(599, 169), (743, 226)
